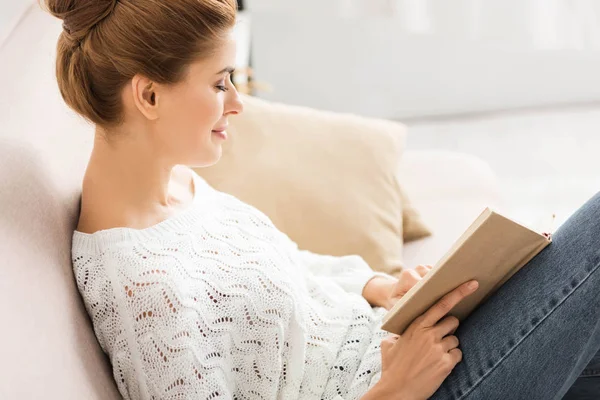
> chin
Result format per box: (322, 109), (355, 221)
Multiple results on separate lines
(188, 148), (222, 169)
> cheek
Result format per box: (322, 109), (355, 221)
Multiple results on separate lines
(164, 87), (223, 134)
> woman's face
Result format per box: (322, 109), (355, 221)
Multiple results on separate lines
(155, 33), (243, 168)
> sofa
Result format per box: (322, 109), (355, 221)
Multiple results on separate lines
(0, 3), (502, 399)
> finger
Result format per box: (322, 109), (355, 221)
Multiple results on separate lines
(441, 335), (460, 352)
(398, 269), (421, 287)
(425, 265), (433, 269)
(421, 280), (479, 327)
(381, 335), (399, 352)
(448, 348), (463, 364)
(414, 265), (429, 278)
(434, 316), (460, 338)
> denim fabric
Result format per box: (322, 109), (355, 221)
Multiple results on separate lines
(429, 192), (600, 400)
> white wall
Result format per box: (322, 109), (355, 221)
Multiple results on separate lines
(250, 0), (600, 119)
(0, 0), (32, 47)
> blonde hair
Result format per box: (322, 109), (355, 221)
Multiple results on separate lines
(43, 0), (237, 127)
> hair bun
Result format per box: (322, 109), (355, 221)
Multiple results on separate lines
(44, 0), (118, 42)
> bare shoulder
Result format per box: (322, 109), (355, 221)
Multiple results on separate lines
(76, 166), (196, 234)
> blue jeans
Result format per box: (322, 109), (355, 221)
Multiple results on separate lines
(430, 192), (600, 400)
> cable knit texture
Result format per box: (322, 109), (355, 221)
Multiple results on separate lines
(72, 172), (390, 400)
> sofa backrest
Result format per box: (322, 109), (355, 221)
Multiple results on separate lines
(0, 3), (120, 399)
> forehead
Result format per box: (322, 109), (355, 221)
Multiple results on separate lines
(187, 35), (237, 77)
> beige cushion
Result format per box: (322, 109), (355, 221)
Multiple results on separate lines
(195, 95), (411, 273)
(400, 187), (432, 242)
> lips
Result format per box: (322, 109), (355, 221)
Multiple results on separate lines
(212, 125), (228, 133)
(212, 126), (228, 139)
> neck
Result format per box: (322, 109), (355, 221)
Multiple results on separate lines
(81, 126), (188, 223)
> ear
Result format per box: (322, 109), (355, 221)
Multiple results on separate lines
(131, 74), (159, 121)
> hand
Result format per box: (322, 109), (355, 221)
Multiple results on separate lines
(384, 265), (433, 310)
(371, 280), (479, 400)
(363, 265), (433, 310)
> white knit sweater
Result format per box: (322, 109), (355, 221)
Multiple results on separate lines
(72, 172), (391, 400)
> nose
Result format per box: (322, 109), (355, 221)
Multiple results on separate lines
(225, 86), (244, 116)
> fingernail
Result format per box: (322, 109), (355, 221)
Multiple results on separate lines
(468, 281), (479, 290)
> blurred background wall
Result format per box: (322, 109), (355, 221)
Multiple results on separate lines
(250, 0), (600, 120)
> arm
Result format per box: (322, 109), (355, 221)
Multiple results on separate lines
(294, 248), (399, 309)
(279, 231), (399, 307)
(298, 248), (433, 311)
(297, 249), (396, 296)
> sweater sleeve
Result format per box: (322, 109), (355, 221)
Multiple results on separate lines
(296, 249), (396, 296)
(276, 229), (396, 296)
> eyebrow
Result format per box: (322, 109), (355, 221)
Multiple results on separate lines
(216, 66), (236, 75)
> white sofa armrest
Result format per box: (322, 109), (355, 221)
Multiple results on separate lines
(400, 150), (504, 267)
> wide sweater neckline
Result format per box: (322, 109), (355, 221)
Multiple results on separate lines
(72, 171), (211, 252)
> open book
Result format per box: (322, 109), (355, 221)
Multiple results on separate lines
(381, 208), (553, 335)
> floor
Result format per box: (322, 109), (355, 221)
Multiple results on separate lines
(404, 104), (600, 231)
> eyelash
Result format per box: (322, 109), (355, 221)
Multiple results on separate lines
(216, 74), (232, 92)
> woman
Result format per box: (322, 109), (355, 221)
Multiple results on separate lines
(46, 0), (600, 399)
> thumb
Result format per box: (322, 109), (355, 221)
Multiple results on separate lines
(381, 335), (399, 353)
(396, 269), (421, 292)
